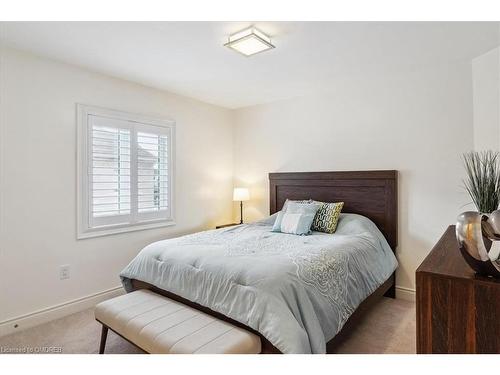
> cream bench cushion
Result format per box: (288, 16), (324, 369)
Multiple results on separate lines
(94, 289), (261, 354)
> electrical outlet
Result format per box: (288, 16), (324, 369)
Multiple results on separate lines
(60, 265), (70, 280)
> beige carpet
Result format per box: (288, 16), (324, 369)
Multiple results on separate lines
(0, 297), (415, 354)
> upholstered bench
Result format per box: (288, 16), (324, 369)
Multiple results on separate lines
(94, 289), (261, 354)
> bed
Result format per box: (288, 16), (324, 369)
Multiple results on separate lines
(120, 170), (398, 354)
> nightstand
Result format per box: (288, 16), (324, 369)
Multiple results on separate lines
(216, 223), (240, 229)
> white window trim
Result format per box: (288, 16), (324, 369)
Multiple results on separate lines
(77, 104), (176, 239)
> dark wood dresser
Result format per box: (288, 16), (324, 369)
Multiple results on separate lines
(416, 225), (500, 353)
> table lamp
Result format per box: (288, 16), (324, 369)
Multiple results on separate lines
(233, 187), (250, 224)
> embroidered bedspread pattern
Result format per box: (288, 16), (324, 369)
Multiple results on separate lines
(120, 214), (398, 354)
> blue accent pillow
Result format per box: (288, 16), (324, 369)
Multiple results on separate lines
(272, 201), (321, 235)
(286, 201), (321, 214)
(282, 199), (312, 212)
(272, 211), (285, 232)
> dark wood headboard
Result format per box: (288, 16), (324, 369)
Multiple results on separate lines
(269, 170), (398, 250)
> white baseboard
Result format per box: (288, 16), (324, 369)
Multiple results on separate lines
(396, 286), (416, 302)
(0, 286), (125, 337)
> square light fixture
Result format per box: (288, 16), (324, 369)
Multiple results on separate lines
(225, 26), (275, 56)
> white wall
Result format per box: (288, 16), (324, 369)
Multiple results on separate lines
(0, 45), (485, 325)
(472, 47), (500, 151)
(0, 47), (234, 322)
(232, 64), (474, 293)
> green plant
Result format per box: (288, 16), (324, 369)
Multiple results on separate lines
(462, 151), (500, 213)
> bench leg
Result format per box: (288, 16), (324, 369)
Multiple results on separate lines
(99, 325), (108, 354)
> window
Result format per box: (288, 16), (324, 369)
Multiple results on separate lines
(77, 104), (175, 238)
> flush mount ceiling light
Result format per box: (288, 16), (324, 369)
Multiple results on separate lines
(224, 26), (275, 57)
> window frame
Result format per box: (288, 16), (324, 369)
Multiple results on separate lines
(77, 104), (175, 239)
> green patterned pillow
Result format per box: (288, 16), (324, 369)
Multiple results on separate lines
(311, 201), (344, 234)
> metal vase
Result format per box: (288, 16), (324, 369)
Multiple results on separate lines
(456, 211), (500, 278)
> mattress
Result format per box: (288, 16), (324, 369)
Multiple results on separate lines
(120, 213), (398, 353)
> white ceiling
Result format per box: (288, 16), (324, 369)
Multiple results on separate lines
(1, 22), (499, 109)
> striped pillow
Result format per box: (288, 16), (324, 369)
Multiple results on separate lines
(311, 201), (344, 234)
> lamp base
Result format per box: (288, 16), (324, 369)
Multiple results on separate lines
(239, 201), (243, 224)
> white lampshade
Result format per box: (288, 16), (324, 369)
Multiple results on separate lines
(233, 187), (250, 202)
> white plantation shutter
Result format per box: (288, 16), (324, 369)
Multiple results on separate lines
(89, 116), (131, 227)
(78, 105), (174, 238)
(137, 131), (169, 217)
